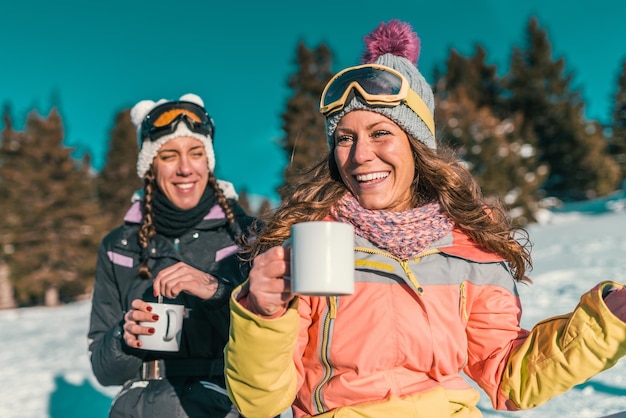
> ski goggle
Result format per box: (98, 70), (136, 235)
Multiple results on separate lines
(140, 101), (214, 144)
(320, 64), (435, 136)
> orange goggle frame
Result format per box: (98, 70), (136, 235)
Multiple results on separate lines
(140, 101), (214, 144)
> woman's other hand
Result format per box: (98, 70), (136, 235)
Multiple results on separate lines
(152, 262), (219, 300)
(245, 245), (294, 318)
(605, 287), (626, 322)
(123, 299), (159, 348)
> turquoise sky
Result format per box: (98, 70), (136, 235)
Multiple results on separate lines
(2, 0), (625, 201)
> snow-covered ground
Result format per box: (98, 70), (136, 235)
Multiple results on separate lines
(1, 209), (626, 418)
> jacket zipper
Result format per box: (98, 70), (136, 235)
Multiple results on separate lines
(459, 281), (468, 322)
(313, 296), (338, 413)
(459, 281), (469, 368)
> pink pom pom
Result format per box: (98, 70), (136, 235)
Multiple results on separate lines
(361, 19), (421, 65)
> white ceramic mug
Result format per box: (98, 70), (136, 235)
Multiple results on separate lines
(289, 221), (355, 296)
(138, 302), (184, 352)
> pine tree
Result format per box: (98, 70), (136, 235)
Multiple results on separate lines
(435, 46), (503, 113)
(609, 59), (626, 183)
(0, 107), (106, 306)
(96, 108), (142, 229)
(256, 199), (273, 217)
(434, 47), (546, 224)
(237, 189), (252, 215)
(436, 94), (547, 225)
(0, 105), (20, 308)
(434, 46), (504, 151)
(505, 17), (619, 200)
(278, 41), (334, 198)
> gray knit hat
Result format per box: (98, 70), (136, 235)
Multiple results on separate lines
(325, 20), (436, 150)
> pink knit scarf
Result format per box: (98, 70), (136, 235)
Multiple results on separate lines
(330, 193), (454, 260)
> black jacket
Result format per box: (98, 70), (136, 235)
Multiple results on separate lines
(88, 198), (255, 388)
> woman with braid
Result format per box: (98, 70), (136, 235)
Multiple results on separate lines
(224, 21), (626, 417)
(88, 94), (255, 418)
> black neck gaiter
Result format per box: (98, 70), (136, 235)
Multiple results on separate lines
(150, 185), (218, 238)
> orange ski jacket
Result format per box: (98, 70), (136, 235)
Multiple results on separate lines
(225, 229), (626, 417)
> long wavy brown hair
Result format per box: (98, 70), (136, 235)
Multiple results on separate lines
(245, 135), (532, 283)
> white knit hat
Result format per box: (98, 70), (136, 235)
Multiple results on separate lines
(130, 93), (216, 179)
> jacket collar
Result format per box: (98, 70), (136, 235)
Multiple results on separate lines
(123, 201), (226, 225)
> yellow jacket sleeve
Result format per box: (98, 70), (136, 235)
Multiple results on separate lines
(499, 281), (626, 409)
(224, 283), (300, 418)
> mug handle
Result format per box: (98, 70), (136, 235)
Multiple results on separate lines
(163, 309), (178, 342)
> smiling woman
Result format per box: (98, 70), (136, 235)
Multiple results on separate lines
(222, 19), (626, 418)
(87, 93), (256, 418)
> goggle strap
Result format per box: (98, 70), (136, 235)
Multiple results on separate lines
(405, 89), (435, 137)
